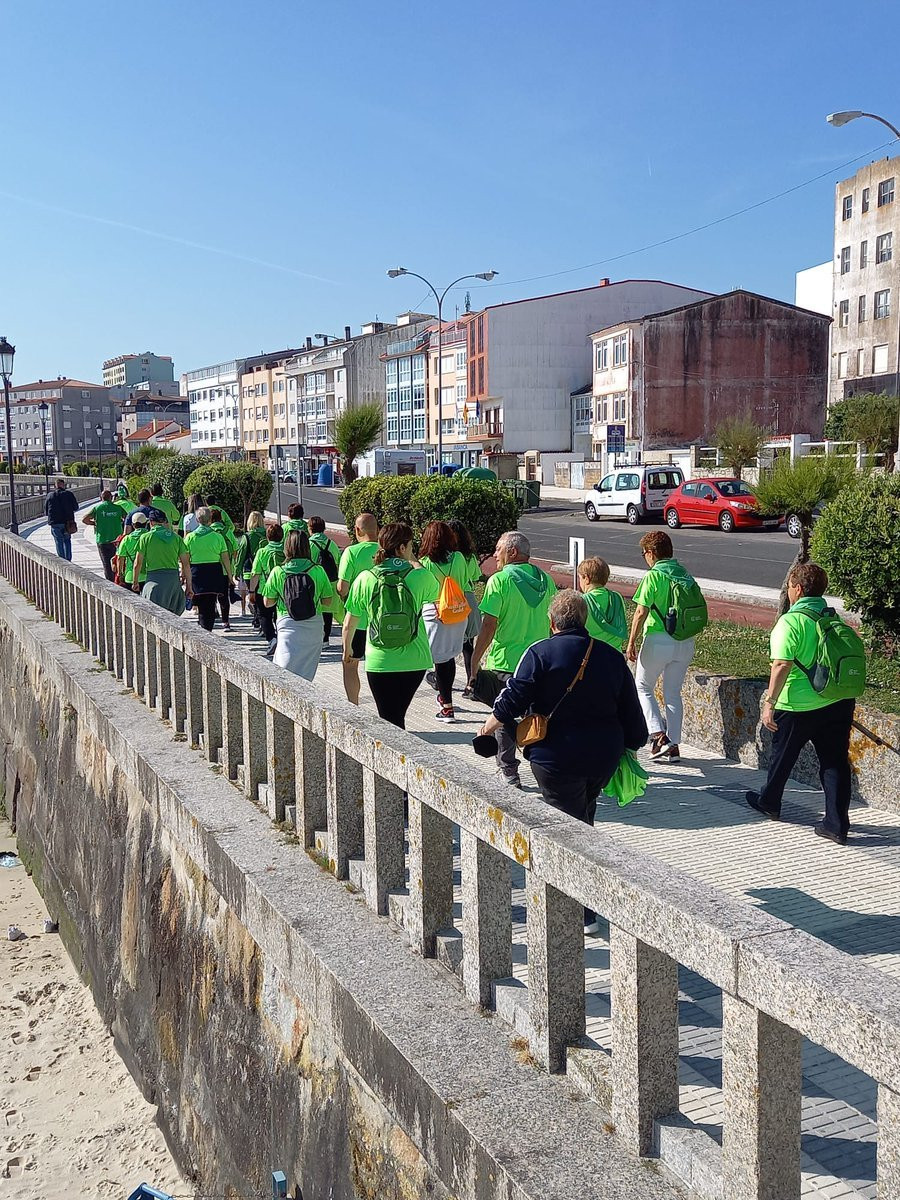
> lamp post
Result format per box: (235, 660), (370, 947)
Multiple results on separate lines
(314, 332), (357, 496)
(387, 267), (498, 470)
(0, 337), (18, 534)
(95, 422), (103, 490)
(38, 401), (49, 490)
(827, 110), (900, 470)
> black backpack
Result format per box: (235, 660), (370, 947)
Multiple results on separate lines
(311, 534), (338, 582)
(282, 561), (317, 621)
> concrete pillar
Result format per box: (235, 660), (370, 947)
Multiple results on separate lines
(362, 766), (406, 915)
(461, 831), (512, 1009)
(878, 1084), (900, 1199)
(155, 636), (171, 721)
(201, 666), (223, 763)
(122, 615), (135, 691)
(406, 796), (453, 958)
(241, 693), (267, 804)
(266, 708), (294, 824)
(325, 744), (364, 879)
(722, 994), (801, 1200)
(528, 875), (585, 1073)
(221, 679), (243, 780)
(295, 725), (327, 846)
(103, 605), (116, 673)
(185, 655), (203, 746)
(170, 645), (187, 733)
(132, 617), (146, 697)
(610, 928), (680, 1156)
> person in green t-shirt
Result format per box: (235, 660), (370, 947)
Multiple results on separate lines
(249, 523), (285, 652)
(577, 557), (627, 652)
(419, 521), (472, 722)
(82, 490), (124, 581)
(343, 522), (439, 729)
(308, 514), (343, 642)
(132, 510), (191, 615)
(150, 484), (182, 529)
(469, 530), (557, 787)
(261, 529), (333, 681)
(337, 512), (379, 704)
(184, 508), (234, 633)
(209, 508), (239, 630)
(746, 561), (856, 844)
(282, 503), (309, 538)
(626, 530), (698, 764)
(447, 518), (483, 695)
(114, 512), (150, 590)
(235, 512), (267, 621)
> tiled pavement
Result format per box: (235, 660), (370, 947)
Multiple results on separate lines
(30, 516), (900, 1199)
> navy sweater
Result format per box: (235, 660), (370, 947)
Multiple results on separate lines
(492, 626), (648, 779)
(45, 488), (78, 524)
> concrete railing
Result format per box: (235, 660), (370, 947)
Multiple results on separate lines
(0, 528), (898, 1200)
(0, 481), (101, 530)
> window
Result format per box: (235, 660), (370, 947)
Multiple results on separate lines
(860, 240), (868, 268)
(597, 397), (608, 423)
(387, 416), (398, 442)
(456, 381), (467, 404)
(874, 343), (889, 373)
(838, 299), (849, 327)
(478, 360), (484, 392)
(862, 187), (870, 213)
(874, 288), (891, 319)
(857, 348), (866, 376)
(596, 341), (609, 370)
(877, 232), (893, 263)
(837, 352), (848, 378)
(878, 178), (895, 206)
(477, 316), (484, 353)
(615, 473), (640, 491)
(842, 195), (853, 221)
(858, 294), (867, 323)
(612, 333), (628, 366)
(455, 349), (465, 372)
(596, 474), (613, 494)
(840, 246), (851, 274)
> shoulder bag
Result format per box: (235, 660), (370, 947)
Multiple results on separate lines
(516, 640), (594, 750)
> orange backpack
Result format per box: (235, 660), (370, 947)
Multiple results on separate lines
(434, 568), (470, 624)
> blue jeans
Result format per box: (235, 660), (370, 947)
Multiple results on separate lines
(50, 523), (72, 561)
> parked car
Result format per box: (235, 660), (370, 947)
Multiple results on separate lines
(664, 477), (782, 533)
(282, 472), (296, 484)
(583, 466), (684, 524)
(786, 504), (823, 539)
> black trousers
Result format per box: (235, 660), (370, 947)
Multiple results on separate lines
(97, 541), (117, 582)
(255, 592), (276, 643)
(194, 593), (218, 632)
(322, 612), (333, 641)
(530, 763), (609, 924)
(757, 698), (855, 835)
(434, 658), (456, 705)
(366, 670), (426, 729)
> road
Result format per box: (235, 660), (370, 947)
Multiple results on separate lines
(274, 485), (799, 590)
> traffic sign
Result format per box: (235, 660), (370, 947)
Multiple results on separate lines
(607, 424), (626, 454)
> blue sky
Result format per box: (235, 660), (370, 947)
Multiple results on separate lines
(4, 0), (899, 384)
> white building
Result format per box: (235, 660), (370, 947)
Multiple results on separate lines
(183, 359), (244, 458)
(795, 262), (832, 317)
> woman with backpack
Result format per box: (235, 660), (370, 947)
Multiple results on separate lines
(447, 518), (483, 697)
(419, 521), (471, 722)
(236, 512), (267, 623)
(343, 522), (439, 729)
(577, 557), (627, 651)
(260, 530), (333, 679)
(308, 515), (342, 644)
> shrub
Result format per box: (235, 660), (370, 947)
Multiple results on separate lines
(334, 403), (383, 484)
(145, 453), (206, 510)
(812, 472), (900, 647)
(183, 461), (272, 526)
(64, 461), (90, 477)
(127, 474), (148, 502)
(824, 392), (899, 469)
(338, 476), (394, 531)
(713, 416), (767, 476)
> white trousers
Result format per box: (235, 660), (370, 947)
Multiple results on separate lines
(635, 632), (695, 744)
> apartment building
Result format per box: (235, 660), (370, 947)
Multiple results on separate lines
(831, 154), (900, 404)
(460, 279), (712, 457)
(185, 359), (245, 457)
(3, 378), (116, 467)
(588, 290), (829, 461)
(239, 348), (305, 467)
(103, 351), (175, 390)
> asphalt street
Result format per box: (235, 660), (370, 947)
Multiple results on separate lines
(274, 484), (799, 590)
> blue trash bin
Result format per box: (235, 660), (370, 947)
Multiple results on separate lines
(317, 463), (334, 487)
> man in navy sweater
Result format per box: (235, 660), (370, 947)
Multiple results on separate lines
(44, 478), (79, 560)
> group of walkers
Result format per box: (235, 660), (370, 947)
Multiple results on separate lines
(51, 477), (864, 851)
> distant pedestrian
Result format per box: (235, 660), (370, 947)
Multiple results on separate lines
(184, 507), (234, 632)
(248, 523), (285, 654)
(447, 518), (483, 696)
(261, 529), (333, 679)
(236, 511), (267, 622)
(626, 530), (707, 763)
(132, 509), (191, 615)
(469, 531), (557, 788)
(44, 477), (79, 561)
(337, 512), (379, 704)
(308, 515), (342, 644)
(209, 507), (239, 630)
(150, 483), (182, 529)
(124, 488), (155, 530)
(746, 563), (863, 845)
(181, 493), (206, 537)
(283, 503), (309, 538)
(81, 489), (124, 581)
(114, 511), (149, 592)
(419, 520), (471, 722)
(577, 557), (627, 651)
(343, 522), (439, 729)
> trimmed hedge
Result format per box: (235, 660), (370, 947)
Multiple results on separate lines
(145, 453), (207, 511)
(182, 461), (272, 527)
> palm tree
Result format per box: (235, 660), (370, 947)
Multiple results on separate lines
(334, 403), (382, 484)
(712, 416), (767, 477)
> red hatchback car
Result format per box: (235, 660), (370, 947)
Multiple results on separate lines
(663, 477), (781, 533)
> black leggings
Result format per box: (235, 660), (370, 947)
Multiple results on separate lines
(322, 612), (333, 641)
(218, 591), (231, 624)
(462, 638), (474, 679)
(434, 658), (456, 704)
(366, 670), (426, 729)
(194, 593), (218, 632)
(255, 593), (277, 643)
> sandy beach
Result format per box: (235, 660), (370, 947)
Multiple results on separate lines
(0, 818), (185, 1199)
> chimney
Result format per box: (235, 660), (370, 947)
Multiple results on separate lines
(599, 278), (610, 287)
(305, 336), (313, 350)
(344, 325), (352, 342)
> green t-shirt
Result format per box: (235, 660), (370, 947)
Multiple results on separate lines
(185, 526), (229, 565)
(583, 586), (627, 651)
(261, 558), (334, 616)
(114, 497), (136, 517)
(211, 521), (238, 562)
(479, 563), (557, 673)
(117, 529), (147, 584)
(633, 558), (694, 637)
(769, 596), (832, 713)
(338, 540), (379, 628)
(88, 500), (124, 545)
(250, 540), (285, 583)
(283, 517), (309, 537)
(463, 553), (482, 589)
(152, 496), (181, 527)
(420, 551), (470, 592)
(139, 526), (187, 573)
(346, 561), (439, 672)
(238, 528), (267, 578)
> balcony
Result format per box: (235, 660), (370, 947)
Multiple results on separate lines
(467, 423), (502, 443)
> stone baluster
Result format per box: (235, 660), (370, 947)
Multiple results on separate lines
(143, 629), (158, 710)
(265, 708), (294, 823)
(461, 831), (512, 1009)
(878, 1084), (900, 1199)
(201, 666), (223, 763)
(185, 655), (203, 746)
(132, 616), (146, 697)
(169, 645), (187, 734)
(361, 767), (406, 915)
(221, 679), (243, 780)
(405, 796), (453, 958)
(295, 726), (327, 847)
(241, 692), (267, 803)
(122, 613), (136, 690)
(155, 635), (171, 721)
(528, 873), (585, 1072)
(325, 744), (363, 879)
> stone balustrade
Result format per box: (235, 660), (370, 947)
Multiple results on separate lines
(0, 480), (101, 528)
(1, 527), (898, 1200)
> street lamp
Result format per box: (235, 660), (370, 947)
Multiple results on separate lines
(0, 337), (18, 534)
(95, 422), (103, 488)
(387, 267), (498, 469)
(38, 401), (49, 490)
(827, 109), (900, 470)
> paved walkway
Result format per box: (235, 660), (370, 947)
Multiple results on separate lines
(28, 515), (900, 1199)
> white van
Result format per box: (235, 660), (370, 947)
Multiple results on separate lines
(583, 466), (684, 524)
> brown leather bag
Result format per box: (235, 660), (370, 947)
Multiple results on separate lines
(515, 640), (594, 749)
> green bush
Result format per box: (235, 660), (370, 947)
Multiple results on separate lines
(145, 454), (206, 511)
(338, 476), (394, 530)
(127, 474), (148, 502)
(812, 472), (900, 645)
(64, 462), (90, 477)
(183, 461), (272, 526)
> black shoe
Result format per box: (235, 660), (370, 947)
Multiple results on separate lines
(814, 823), (847, 846)
(746, 791), (780, 821)
(425, 670), (438, 691)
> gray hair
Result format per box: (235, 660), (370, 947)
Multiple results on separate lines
(498, 530), (530, 560)
(196, 506), (212, 526)
(549, 589), (587, 632)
